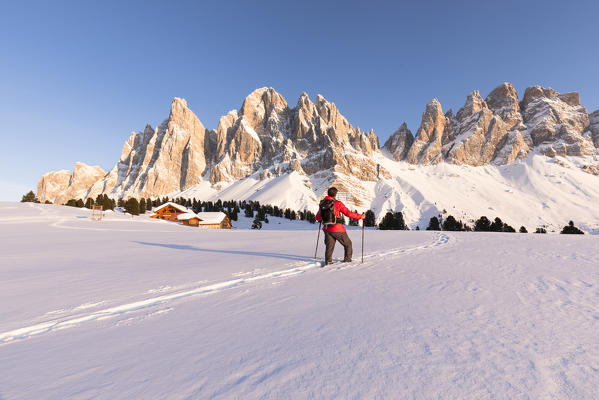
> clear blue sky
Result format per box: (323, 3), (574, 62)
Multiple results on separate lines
(1, 0), (598, 200)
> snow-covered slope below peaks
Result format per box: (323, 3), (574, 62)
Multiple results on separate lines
(375, 152), (599, 232)
(176, 154), (599, 233)
(179, 170), (324, 212)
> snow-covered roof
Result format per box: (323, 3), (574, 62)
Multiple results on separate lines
(176, 212), (199, 221)
(153, 202), (189, 213)
(196, 212), (227, 224)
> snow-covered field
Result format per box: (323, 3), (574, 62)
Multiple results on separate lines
(1, 202), (599, 399)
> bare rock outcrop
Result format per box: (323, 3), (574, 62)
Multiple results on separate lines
(589, 110), (599, 147)
(210, 88), (387, 186)
(38, 163), (106, 204)
(445, 83), (530, 165)
(37, 170), (72, 203)
(88, 98), (210, 199)
(521, 86), (593, 156)
(406, 99), (452, 164)
(384, 123), (414, 161)
(398, 82), (595, 166)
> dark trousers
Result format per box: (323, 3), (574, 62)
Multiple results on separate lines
(324, 231), (353, 264)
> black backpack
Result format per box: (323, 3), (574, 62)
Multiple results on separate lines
(319, 198), (337, 227)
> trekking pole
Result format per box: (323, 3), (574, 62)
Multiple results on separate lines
(314, 221), (322, 259)
(361, 218), (365, 263)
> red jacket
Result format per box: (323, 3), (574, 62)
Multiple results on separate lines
(315, 196), (363, 232)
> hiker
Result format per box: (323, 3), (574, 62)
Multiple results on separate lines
(316, 187), (365, 265)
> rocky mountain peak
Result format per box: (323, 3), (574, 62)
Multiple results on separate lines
(405, 99), (448, 164)
(521, 85), (581, 109)
(485, 82), (520, 117)
(38, 162), (106, 204)
(521, 86), (558, 110)
(240, 87), (288, 129)
(384, 122), (414, 161)
(456, 90), (487, 122)
(520, 85), (592, 156)
(38, 83), (599, 207)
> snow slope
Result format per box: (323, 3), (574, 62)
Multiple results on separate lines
(1, 202), (599, 399)
(175, 154), (599, 233)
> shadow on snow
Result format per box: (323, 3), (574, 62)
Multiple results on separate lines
(132, 241), (314, 262)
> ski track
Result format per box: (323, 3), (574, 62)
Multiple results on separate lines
(0, 232), (450, 346)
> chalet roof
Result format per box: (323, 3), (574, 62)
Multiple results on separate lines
(176, 212), (200, 221)
(196, 212), (227, 224)
(153, 202), (189, 213)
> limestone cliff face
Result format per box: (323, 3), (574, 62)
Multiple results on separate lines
(590, 110), (599, 147)
(37, 163), (105, 204)
(208, 88), (388, 197)
(87, 98), (210, 199)
(521, 86), (594, 157)
(406, 99), (452, 164)
(384, 123), (414, 161)
(37, 170), (72, 203)
(390, 83), (596, 166)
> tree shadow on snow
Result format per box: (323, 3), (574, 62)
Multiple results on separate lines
(133, 241), (315, 262)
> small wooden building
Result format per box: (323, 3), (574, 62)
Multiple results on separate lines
(149, 202), (189, 222)
(176, 212), (201, 227)
(150, 202), (231, 229)
(195, 212), (231, 229)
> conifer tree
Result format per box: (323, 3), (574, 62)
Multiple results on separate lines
(426, 216), (440, 231)
(21, 190), (37, 202)
(502, 223), (516, 233)
(75, 199), (84, 208)
(442, 215), (463, 231)
(85, 198), (94, 209)
(519, 226), (528, 233)
(393, 212), (407, 230)
(378, 212), (394, 230)
(561, 221), (584, 234)
(474, 216), (492, 232)
(139, 198), (146, 213)
(364, 210), (376, 227)
(489, 217), (504, 232)
(244, 206), (254, 218)
(125, 198), (140, 215)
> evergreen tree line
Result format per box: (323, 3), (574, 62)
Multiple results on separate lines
(65, 194), (117, 212)
(20, 190), (588, 234)
(424, 215), (585, 235)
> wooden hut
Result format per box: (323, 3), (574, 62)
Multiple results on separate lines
(149, 202), (189, 222)
(196, 212), (231, 229)
(176, 212), (201, 227)
(150, 203), (231, 229)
